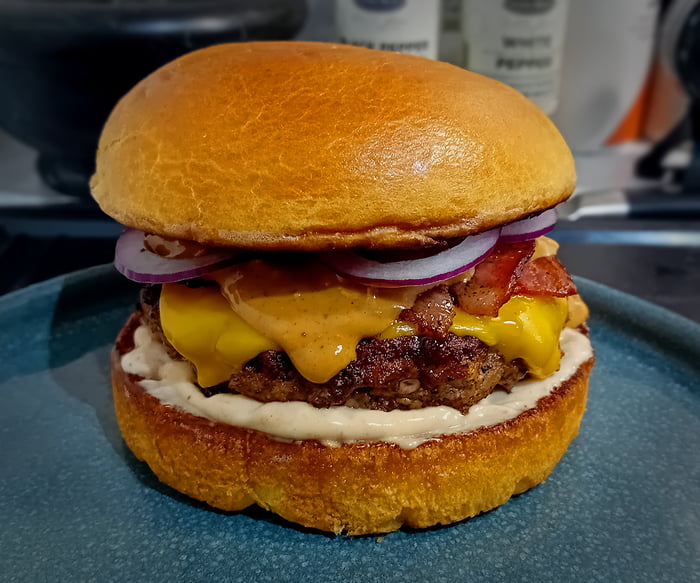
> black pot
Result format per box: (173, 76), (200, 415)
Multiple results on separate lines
(0, 0), (307, 197)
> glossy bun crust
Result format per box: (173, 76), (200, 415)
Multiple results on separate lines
(112, 313), (592, 535)
(91, 42), (575, 251)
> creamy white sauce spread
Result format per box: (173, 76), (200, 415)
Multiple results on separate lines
(122, 326), (593, 449)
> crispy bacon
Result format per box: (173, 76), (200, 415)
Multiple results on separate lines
(513, 256), (577, 297)
(399, 285), (455, 339)
(451, 241), (536, 317)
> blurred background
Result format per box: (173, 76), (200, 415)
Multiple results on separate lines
(0, 0), (699, 321)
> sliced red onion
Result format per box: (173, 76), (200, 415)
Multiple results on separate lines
(114, 229), (242, 284)
(499, 208), (558, 243)
(321, 228), (501, 287)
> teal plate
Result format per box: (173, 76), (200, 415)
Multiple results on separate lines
(1, 266), (699, 583)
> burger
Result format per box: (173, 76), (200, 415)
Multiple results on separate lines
(91, 41), (594, 535)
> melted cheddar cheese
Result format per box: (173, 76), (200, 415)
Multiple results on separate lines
(380, 296), (568, 378)
(159, 256), (575, 387)
(161, 260), (428, 386)
(159, 284), (280, 387)
(452, 296), (568, 377)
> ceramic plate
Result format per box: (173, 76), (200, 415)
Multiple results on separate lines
(1, 266), (699, 582)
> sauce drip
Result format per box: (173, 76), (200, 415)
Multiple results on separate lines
(212, 259), (425, 383)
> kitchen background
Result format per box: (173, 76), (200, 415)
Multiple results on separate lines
(0, 0), (698, 320)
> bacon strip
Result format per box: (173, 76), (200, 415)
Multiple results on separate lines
(451, 241), (536, 317)
(513, 256), (577, 297)
(401, 242), (577, 327)
(400, 285), (455, 339)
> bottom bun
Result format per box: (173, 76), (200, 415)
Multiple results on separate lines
(111, 313), (593, 535)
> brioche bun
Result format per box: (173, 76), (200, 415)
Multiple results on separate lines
(112, 313), (592, 535)
(91, 41), (575, 251)
(98, 41), (591, 535)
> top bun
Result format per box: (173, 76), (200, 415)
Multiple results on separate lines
(91, 42), (575, 251)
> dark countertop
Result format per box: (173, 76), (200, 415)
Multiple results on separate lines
(558, 239), (700, 324)
(555, 218), (700, 324)
(1, 207), (698, 325)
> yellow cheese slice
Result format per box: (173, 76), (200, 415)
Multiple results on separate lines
(159, 262), (570, 386)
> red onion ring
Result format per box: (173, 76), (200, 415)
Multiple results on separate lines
(321, 228), (501, 287)
(499, 208), (557, 242)
(114, 229), (241, 283)
(114, 209), (558, 286)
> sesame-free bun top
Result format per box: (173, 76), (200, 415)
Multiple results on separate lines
(91, 42), (575, 251)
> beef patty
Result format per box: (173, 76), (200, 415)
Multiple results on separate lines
(139, 284), (528, 414)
